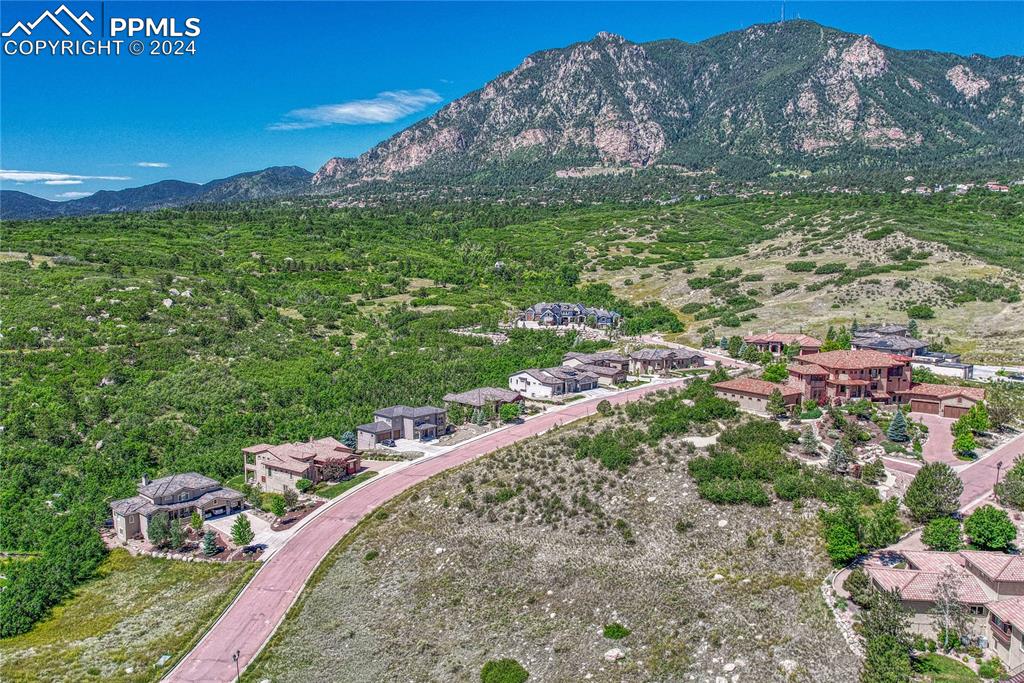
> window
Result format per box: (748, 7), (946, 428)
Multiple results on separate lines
(179, 493), (189, 502)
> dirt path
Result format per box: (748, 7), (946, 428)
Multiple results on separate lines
(163, 379), (689, 683)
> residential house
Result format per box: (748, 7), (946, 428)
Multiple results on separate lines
(523, 303), (621, 328)
(562, 351), (630, 385)
(111, 473), (244, 543)
(442, 387), (523, 414)
(628, 348), (704, 376)
(867, 550), (1024, 671)
(712, 377), (801, 415)
(851, 330), (930, 357)
(742, 333), (822, 356)
(508, 366), (599, 399)
(243, 437), (361, 494)
(788, 350), (912, 405)
(903, 383), (985, 418)
(986, 182), (1010, 193)
(852, 325), (971, 375)
(356, 405), (449, 450)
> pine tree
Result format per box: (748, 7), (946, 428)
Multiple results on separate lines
(231, 513), (255, 546)
(887, 410), (909, 442)
(339, 430), (357, 449)
(766, 388), (787, 417)
(827, 440), (850, 474)
(190, 509), (204, 532)
(169, 518), (184, 549)
(202, 529), (218, 556)
(801, 425), (820, 455)
(907, 319), (919, 338)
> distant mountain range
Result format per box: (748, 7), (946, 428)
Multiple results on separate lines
(4, 20), (1022, 219)
(1, 166), (312, 220)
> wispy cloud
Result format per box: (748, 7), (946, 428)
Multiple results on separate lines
(136, 161), (169, 168)
(269, 89), (442, 131)
(0, 169), (130, 185)
(56, 191), (94, 199)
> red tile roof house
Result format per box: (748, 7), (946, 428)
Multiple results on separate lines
(355, 405), (449, 450)
(866, 550), (1024, 670)
(787, 350), (913, 405)
(243, 437), (361, 494)
(743, 333), (823, 357)
(111, 473), (244, 543)
(712, 377), (801, 415)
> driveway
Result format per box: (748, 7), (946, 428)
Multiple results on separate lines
(959, 430), (1024, 511)
(164, 377), (690, 683)
(204, 510), (286, 555)
(913, 412), (960, 467)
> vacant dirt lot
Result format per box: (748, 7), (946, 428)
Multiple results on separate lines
(247, 404), (860, 682)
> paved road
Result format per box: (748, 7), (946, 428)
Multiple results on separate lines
(164, 378), (689, 683)
(959, 430), (1024, 511)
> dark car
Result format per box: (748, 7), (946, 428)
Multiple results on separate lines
(380, 439), (396, 447)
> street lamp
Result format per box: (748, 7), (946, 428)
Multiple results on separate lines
(996, 462), (1004, 500)
(232, 649), (240, 683)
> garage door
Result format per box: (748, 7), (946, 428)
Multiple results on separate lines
(911, 400), (940, 414)
(943, 405), (970, 419)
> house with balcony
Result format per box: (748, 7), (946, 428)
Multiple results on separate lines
(866, 550), (1024, 672)
(788, 350), (912, 405)
(743, 333), (822, 357)
(243, 437), (361, 494)
(508, 366), (599, 399)
(111, 473), (244, 543)
(356, 405), (449, 450)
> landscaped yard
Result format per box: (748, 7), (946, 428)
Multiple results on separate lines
(0, 549), (256, 683)
(912, 653), (980, 683)
(317, 471), (378, 499)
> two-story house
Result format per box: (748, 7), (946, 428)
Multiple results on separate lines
(628, 348), (704, 376)
(243, 437), (361, 494)
(110, 473), (244, 543)
(356, 405), (449, 450)
(788, 350), (912, 405)
(523, 303), (621, 328)
(743, 333), (822, 357)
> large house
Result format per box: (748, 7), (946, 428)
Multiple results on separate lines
(713, 377), (801, 415)
(509, 366), (599, 399)
(743, 333), (822, 356)
(867, 550), (1024, 670)
(788, 350), (913, 405)
(523, 303), (621, 328)
(628, 348), (704, 376)
(356, 405), (449, 450)
(111, 473), (244, 543)
(851, 329), (930, 357)
(562, 351), (629, 385)
(243, 437), (361, 494)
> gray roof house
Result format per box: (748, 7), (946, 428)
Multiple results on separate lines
(110, 473), (244, 544)
(356, 404), (449, 450)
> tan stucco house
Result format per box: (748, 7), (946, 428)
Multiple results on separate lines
(111, 473), (244, 543)
(244, 437), (361, 494)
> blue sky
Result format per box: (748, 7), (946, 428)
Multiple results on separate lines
(2, 1), (1022, 200)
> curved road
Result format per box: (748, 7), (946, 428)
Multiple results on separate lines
(165, 377), (692, 682)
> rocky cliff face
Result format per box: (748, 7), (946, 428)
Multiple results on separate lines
(315, 21), (1024, 185)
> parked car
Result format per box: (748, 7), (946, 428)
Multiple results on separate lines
(380, 439), (396, 447)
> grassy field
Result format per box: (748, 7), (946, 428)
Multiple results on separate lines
(0, 550), (256, 683)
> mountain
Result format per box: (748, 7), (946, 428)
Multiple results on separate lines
(314, 20), (1024, 185)
(1, 166), (312, 220)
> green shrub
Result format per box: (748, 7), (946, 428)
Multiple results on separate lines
(964, 505), (1016, 550)
(814, 262), (847, 275)
(481, 659), (529, 683)
(698, 479), (770, 506)
(906, 303), (935, 319)
(786, 261), (816, 272)
(922, 517), (962, 552)
(603, 622), (631, 639)
(978, 657), (1007, 679)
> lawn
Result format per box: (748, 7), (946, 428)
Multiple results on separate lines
(912, 653), (981, 683)
(224, 474), (246, 490)
(317, 471), (379, 499)
(0, 549), (256, 683)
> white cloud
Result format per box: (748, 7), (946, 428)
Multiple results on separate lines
(136, 161), (169, 168)
(56, 191), (93, 199)
(0, 169), (130, 183)
(269, 89), (442, 131)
